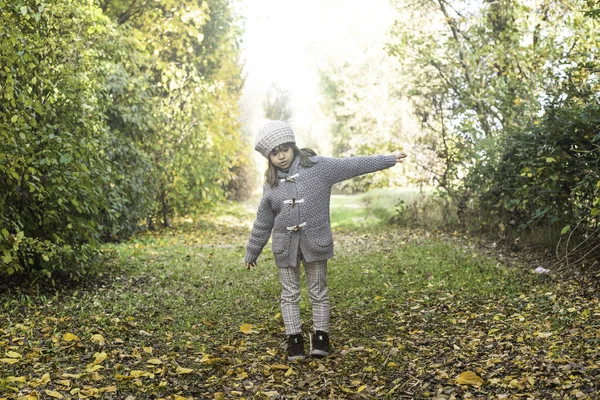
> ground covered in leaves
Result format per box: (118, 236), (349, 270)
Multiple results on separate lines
(1, 202), (599, 399)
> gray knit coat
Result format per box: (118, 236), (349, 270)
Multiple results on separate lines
(245, 154), (397, 268)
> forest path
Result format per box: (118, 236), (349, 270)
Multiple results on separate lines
(0, 195), (598, 399)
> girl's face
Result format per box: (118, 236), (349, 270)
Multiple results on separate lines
(269, 144), (295, 171)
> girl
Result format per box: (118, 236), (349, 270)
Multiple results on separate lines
(245, 120), (406, 360)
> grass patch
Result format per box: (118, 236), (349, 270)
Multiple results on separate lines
(330, 187), (425, 228)
(0, 196), (598, 399)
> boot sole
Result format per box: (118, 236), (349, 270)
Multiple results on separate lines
(310, 349), (329, 358)
(287, 354), (305, 361)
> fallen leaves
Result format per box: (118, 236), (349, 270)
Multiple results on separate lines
(239, 323), (258, 334)
(456, 371), (484, 387)
(44, 389), (64, 399)
(61, 333), (79, 342)
(1, 224), (598, 399)
(90, 334), (105, 346)
(91, 351), (107, 365)
(175, 366), (194, 375)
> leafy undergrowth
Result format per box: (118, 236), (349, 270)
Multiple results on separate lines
(1, 207), (599, 399)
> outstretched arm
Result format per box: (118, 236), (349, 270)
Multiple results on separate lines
(323, 152), (407, 185)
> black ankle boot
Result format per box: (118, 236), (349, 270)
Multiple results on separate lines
(287, 333), (305, 361)
(311, 330), (330, 358)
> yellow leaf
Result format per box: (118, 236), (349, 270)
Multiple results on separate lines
(56, 380), (71, 388)
(19, 392), (39, 400)
(99, 386), (117, 393)
(271, 363), (289, 370)
(44, 390), (64, 399)
(39, 373), (51, 385)
(214, 392), (224, 400)
(92, 351), (107, 365)
(86, 365), (103, 373)
(147, 358), (163, 365)
(79, 388), (99, 398)
(90, 334), (105, 345)
(130, 370), (153, 379)
(6, 351), (22, 359)
(284, 368), (293, 377)
(176, 366), (194, 375)
(234, 371), (248, 380)
(357, 385), (367, 393)
(239, 323), (257, 334)
(6, 376), (27, 383)
(91, 371), (103, 381)
(198, 354), (222, 365)
(173, 395), (191, 400)
(143, 347), (153, 354)
(62, 333), (79, 342)
(0, 358), (19, 364)
(61, 373), (83, 379)
(456, 371), (483, 387)
(340, 386), (354, 393)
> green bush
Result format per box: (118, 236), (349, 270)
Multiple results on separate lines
(0, 0), (246, 279)
(0, 1), (115, 277)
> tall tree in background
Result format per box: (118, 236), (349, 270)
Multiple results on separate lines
(319, 46), (415, 192)
(387, 0), (600, 266)
(263, 83), (293, 122)
(101, 0), (246, 227)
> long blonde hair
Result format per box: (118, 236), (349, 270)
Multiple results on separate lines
(265, 143), (317, 187)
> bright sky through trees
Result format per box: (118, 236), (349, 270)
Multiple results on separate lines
(238, 0), (395, 149)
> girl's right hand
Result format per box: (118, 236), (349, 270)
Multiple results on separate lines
(394, 152), (408, 163)
(245, 261), (257, 270)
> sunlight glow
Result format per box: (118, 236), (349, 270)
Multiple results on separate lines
(239, 0), (395, 151)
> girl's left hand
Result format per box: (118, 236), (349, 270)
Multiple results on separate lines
(395, 152), (407, 163)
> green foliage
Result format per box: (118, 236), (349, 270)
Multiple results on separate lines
(0, 0), (115, 277)
(102, 0), (246, 226)
(263, 83), (293, 121)
(0, 0), (245, 279)
(388, 0), (600, 266)
(319, 49), (413, 193)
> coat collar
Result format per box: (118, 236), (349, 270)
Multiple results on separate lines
(276, 156), (300, 179)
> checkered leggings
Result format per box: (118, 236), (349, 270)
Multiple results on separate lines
(278, 257), (329, 335)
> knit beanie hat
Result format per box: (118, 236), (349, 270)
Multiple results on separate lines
(254, 120), (296, 158)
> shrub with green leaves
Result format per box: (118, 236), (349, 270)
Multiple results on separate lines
(0, 1), (116, 277)
(0, 0), (246, 279)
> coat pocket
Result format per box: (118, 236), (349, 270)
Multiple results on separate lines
(304, 224), (333, 254)
(272, 232), (291, 257)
